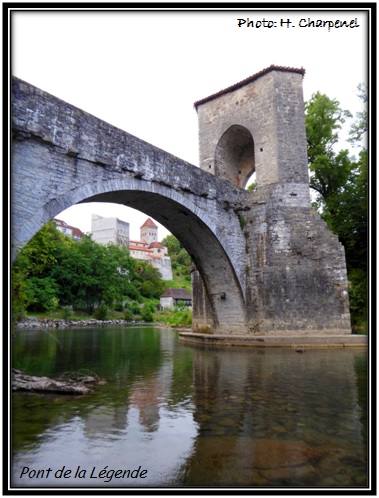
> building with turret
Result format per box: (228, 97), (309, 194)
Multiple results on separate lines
(129, 218), (173, 280)
(90, 215), (172, 280)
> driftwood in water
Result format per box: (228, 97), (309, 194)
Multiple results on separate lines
(12, 369), (105, 395)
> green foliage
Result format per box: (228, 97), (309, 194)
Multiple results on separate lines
(129, 301), (142, 315)
(166, 306), (192, 327)
(247, 181), (256, 191)
(238, 215), (246, 229)
(305, 92), (353, 202)
(124, 310), (133, 321)
(347, 269), (368, 326)
(161, 235), (192, 280)
(94, 303), (110, 321)
(141, 303), (155, 322)
(348, 83), (368, 144)
(305, 86), (368, 326)
(11, 266), (30, 324)
(61, 306), (73, 320)
(12, 222), (169, 320)
(134, 262), (166, 299)
(27, 277), (60, 312)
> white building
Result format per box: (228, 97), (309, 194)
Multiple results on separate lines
(91, 214), (130, 247)
(160, 288), (192, 309)
(90, 215), (173, 280)
(54, 219), (84, 241)
(129, 218), (173, 280)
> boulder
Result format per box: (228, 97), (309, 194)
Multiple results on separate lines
(11, 369), (105, 395)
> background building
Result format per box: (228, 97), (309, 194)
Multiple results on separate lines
(91, 214), (130, 247)
(90, 215), (173, 280)
(160, 288), (192, 309)
(54, 219), (84, 241)
(129, 218), (172, 281)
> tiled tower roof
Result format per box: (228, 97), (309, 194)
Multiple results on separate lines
(194, 65), (305, 110)
(141, 217), (158, 229)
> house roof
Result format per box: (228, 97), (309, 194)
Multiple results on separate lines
(141, 217), (158, 229)
(72, 227), (85, 238)
(149, 241), (164, 249)
(129, 240), (148, 246)
(129, 245), (153, 252)
(160, 288), (192, 300)
(54, 218), (84, 238)
(193, 65), (305, 110)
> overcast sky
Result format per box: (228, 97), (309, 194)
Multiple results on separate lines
(11, 8), (369, 241)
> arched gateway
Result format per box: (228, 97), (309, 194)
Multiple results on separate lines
(11, 66), (352, 337)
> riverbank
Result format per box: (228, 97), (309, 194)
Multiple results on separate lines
(15, 317), (157, 329)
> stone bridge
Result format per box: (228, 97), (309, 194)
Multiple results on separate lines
(11, 66), (352, 336)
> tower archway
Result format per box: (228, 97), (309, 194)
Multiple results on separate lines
(214, 125), (255, 188)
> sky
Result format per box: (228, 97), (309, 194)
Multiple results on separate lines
(11, 7), (369, 241)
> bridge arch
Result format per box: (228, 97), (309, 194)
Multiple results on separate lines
(17, 176), (248, 333)
(214, 125), (255, 189)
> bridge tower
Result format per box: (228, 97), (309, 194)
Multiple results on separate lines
(194, 65), (309, 194)
(192, 65), (352, 335)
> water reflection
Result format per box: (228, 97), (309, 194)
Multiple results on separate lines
(182, 345), (367, 486)
(11, 326), (367, 488)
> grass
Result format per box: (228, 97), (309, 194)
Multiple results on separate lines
(164, 273), (192, 293)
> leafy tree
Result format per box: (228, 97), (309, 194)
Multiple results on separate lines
(12, 222), (166, 317)
(134, 261), (165, 299)
(305, 88), (368, 326)
(11, 266), (30, 323)
(26, 277), (60, 312)
(14, 221), (69, 278)
(161, 234), (192, 277)
(348, 83), (368, 144)
(51, 236), (137, 311)
(305, 91), (353, 205)
(12, 222), (69, 317)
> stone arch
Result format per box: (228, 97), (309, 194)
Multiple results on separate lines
(17, 177), (248, 334)
(214, 125), (255, 189)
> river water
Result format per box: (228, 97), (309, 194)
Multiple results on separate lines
(11, 325), (368, 489)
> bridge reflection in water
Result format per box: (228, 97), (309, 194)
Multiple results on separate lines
(12, 326), (367, 488)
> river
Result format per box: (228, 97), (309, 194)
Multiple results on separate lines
(11, 325), (368, 489)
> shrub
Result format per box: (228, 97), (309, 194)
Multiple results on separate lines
(167, 307), (192, 327)
(61, 305), (73, 320)
(94, 303), (109, 321)
(130, 301), (142, 315)
(114, 302), (124, 312)
(124, 310), (133, 321)
(141, 303), (155, 322)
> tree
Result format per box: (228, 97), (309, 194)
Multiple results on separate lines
(305, 88), (368, 326)
(348, 83), (368, 144)
(13, 221), (69, 278)
(12, 222), (69, 317)
(51, 236), (137, 311)
(161, 234), (192, 277)
(305, 92), (353, 205)
(134, 261), (166, 299)
(12, 222), (169, 318)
